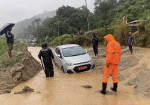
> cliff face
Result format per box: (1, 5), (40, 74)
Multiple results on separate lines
(0, 44), (42, 94)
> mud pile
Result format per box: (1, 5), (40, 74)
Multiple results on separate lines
(118, 48), (150, 97)
(119, 56), (150, 97)
(91, 47), (150, 98)
(0, 44), (42, 94)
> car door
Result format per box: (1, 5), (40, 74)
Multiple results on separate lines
(54, 47), (63, 68)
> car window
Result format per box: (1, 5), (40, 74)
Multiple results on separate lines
(55, 48), (61, 55)
(62, 46), (86, 57)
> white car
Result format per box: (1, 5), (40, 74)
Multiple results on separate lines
(54, 44), (95, 73)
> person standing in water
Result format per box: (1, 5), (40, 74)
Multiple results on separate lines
(38, 43), (55, 78)
(100, 34), (121, 95)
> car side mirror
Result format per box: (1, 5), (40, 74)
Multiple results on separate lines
(57, 54), (61, 58)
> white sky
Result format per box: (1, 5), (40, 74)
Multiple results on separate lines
(0, 0), (95, 27)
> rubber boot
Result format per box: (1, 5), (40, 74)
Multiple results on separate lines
(50, 69), (54, 77)
(100, 83), (107, 95)
(44, 71), (49, 78)
(110, 83), (118, 92)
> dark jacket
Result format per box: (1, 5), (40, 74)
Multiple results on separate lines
(92, 37), (99, 47)
(38, 48), (54, 64)
(5, 31), (14, 43)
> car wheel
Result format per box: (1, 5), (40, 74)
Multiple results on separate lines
(61, 66), (65, 73)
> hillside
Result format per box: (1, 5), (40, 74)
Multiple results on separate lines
(94, 0), (150, 27)
(13, 10), (56, 39)
(107, 0), (150, 25)
(11, 0), (150, 47)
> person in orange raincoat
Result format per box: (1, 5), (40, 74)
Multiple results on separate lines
(100, 34), (121, 95)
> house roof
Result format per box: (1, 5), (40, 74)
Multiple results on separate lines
(128, 19), (149, 24)
(127, 19), (149, 26)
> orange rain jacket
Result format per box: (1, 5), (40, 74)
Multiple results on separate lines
(105, 34), (121, 64)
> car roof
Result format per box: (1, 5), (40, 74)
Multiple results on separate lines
(57, 44), (79, 49)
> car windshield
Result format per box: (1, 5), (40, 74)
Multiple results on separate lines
(62, 46), (86, 57)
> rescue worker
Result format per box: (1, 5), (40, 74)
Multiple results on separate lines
(100, 34), (121, 95)
(92, 33), (99, 57)
(38, 43), (55, 78)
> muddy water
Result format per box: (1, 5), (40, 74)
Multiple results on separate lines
(0, 47), (150, 105)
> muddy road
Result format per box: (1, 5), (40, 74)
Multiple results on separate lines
(0, 47), (150, 105)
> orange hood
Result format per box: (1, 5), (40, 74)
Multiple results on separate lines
(105, 34), (115, 42)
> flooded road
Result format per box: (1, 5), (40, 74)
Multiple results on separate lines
(0, 47), (150, 105)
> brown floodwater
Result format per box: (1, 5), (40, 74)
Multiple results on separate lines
(0, 47), (150, 105)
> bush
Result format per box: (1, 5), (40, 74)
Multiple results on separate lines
(81, 35), (91, 46)
(49, 34), (91, 46)
(73, 35), (82, 45)
(114, 20), (130, 46)
(97, 27), (114, 44)
(145, 22), (150, 35)
(134, 22), (150, 47)
(0, 38), (7, 56)
(46, 36), (55, 45)
(51, 34), (72, 46)
(138, 35), (148, 47)
(63, 38), (74, 44)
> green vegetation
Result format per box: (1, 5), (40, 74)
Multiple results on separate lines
(15, 0), (150, 47)
(13, 11), (56, 39)
(0, 51), (22, 67)
(47, 34), (91, 47)
(114, 20), (129, 45)
(95, 0), (150, 27)
(17, 5), (96, 42)
(0, 38), (22, 67)
(134, 22), (150, 47)
(0, 38), (7, 56)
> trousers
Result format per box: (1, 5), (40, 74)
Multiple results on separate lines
(44, 63), (54, 77)
(102, 63), (118, 83)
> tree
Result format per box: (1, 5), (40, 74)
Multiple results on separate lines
(94, 0), (117, 28)
(32, 18), (41, 26)
(118, 0), (126, 4)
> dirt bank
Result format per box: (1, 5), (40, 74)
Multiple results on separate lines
(119, 48), (150, 97)
(0, 44), (42, 94)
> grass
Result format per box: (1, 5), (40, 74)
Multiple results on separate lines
(0, 38), (8, 56)
(0, 38), (23, 67)
(48, 34), (91, 47)
(0, 50), (23, 67)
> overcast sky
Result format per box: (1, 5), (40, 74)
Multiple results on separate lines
(0, 0), (95, 27)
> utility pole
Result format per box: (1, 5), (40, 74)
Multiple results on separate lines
(85, 0), (89, 31)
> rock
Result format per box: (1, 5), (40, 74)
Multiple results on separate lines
(37, 91), (41, 94)
(134, 85), (138, 89)
(14, 86), (34, 94)
(81, 85), (92, 89)
(0, 89), (11, 94)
